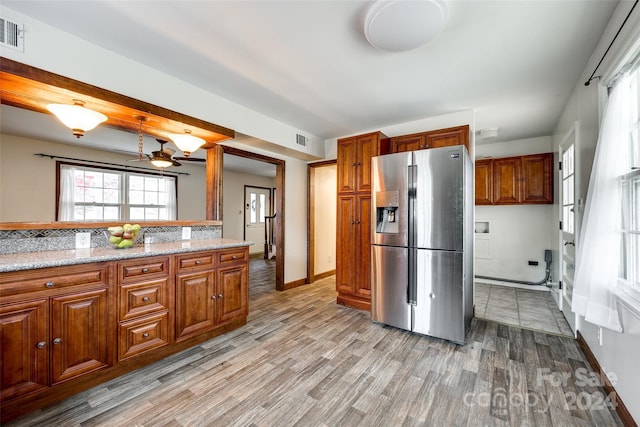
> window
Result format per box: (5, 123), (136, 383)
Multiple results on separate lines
(58, 163), (177, 221)
(619, 62), (640, 304)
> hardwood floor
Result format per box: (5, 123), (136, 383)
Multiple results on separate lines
(7, 259), (622, 426)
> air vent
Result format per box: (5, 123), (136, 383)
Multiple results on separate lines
(0, 17), (23, 51)
(296, 134), (307, 147)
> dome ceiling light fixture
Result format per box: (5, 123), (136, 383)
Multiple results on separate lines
(168, 129), (205, 157)
(46, 99), (107, 138)
(364, 0), (449, 52)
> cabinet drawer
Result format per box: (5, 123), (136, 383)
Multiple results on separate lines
(118, 257), (169, 283)
(119, 278), (169, 321)
(0, 264), (108, 298)
(217, 248), (248, 266)
(118, 311), (169, 361)
(176, 252), (216, 271)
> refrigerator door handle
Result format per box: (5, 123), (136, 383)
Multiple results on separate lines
(407, 164), (417, 305)
(408, 248), (417, 305)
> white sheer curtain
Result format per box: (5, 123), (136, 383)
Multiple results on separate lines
(58, 166), (76, 221)
(164, 177), (177, 220)
(572, 75), (631, 332)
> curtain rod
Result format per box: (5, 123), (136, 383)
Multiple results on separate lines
(34, 153), (190, 176)
(585, 0), (639, 86)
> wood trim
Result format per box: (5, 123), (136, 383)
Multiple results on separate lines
(0, 58), (234, 144)
(336, 294), (371, 311)
(283, 278), (307, 290)
(206, 146), (224, 221)
(313, 270), (336, 281)
(307, 160), (337, 286)
(220, 146), (286, 292)
(576, 331), (637, 427)
(0, 220), (222, 231)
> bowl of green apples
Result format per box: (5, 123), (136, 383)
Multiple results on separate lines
(105, 224), (142, 249)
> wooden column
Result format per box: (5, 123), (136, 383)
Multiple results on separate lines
(206, 145), (224, 221)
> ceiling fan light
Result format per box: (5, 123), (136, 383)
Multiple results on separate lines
(46, 100), (107, 138)
(168, 130), (205, 155)
(150, 158), (173, 168)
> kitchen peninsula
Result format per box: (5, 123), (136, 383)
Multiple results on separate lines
(0, 221), (252, 423)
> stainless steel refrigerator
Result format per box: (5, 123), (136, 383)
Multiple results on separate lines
(371, 145), (473, 344)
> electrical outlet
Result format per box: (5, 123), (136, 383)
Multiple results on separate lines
(181, 227), (192, 240)
(75, 232), (91, 249)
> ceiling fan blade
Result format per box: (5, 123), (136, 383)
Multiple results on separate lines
(174, 157), (206, 162)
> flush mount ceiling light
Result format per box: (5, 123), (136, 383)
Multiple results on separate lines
(46, 99), (107, 138)
(168, 129), (205, 157)
(364, 0), (449, 52)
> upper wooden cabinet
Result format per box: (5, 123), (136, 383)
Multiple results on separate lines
(474, 159), (493, 205)
(389, 125), (470, 154)
(476, 153), (554, 205)
(337, 131), (387, 194)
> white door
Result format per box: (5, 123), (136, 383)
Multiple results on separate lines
(557, 123), (580, 332)
(244, 186), (271, 255)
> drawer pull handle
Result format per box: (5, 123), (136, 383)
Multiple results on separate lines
(53, 338), (62, 345)
(142, 297), (150, 302)
(195, 260), (201, 265)
(142, 268), (149, 273)
(142, 333), (150, 338)
(36, 341), (46, 348)
(231, 255), (238, 260)
(45, 282), (55, 288)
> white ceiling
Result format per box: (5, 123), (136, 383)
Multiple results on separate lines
(2, 0), (618, 148)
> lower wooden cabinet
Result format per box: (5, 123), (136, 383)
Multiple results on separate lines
(0, 299), (49, 401)
(50, 288), (111, 384)
(0, 246), (250, 423)
(336, 194), (372, 310)
(175, 249), (249, 341)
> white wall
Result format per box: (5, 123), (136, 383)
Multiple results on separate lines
(551, 2), (640, 422)
(222, 169), (276, 252)
(0, 134), (207, 222)
(313, 165), (336, 275)
(475, 137), (555, 283)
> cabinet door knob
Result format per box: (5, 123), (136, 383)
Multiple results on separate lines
(232, 255), (237, 260)
(195, 260), (201, 265)
(36, 341), (46, 348)
(218, 294), (223, 298)
(142, 296), (150, 302)
(142, 333), (150, 338)
(53, 338), (62, 345)
(142, 268), (149, 273)
(45, 281), (55, 288)
(211, 295), (216, 300)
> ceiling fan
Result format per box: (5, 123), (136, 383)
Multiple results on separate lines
(148, 139), (182, 167)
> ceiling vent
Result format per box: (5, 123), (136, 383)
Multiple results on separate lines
(0, 17), (23, 52)
(296, 134), (307, 147)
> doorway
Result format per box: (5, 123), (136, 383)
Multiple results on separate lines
(557, 122), (580, 333)
(222, 146), (286, 291)
(307, 160), (337, 284)
(244, 185), (273, 256)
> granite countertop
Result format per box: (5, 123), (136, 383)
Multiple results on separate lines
(0, 238), (253, 273)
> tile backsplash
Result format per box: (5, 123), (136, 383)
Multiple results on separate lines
(0, 225), (222, 254)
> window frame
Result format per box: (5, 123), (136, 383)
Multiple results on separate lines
(55, 161), (178, 222)
(617, 62), (640, 308)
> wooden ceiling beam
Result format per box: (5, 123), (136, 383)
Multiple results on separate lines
(0, 57), (235, 144)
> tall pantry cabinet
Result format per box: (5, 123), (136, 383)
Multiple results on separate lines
(336, 131), (388, 310)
